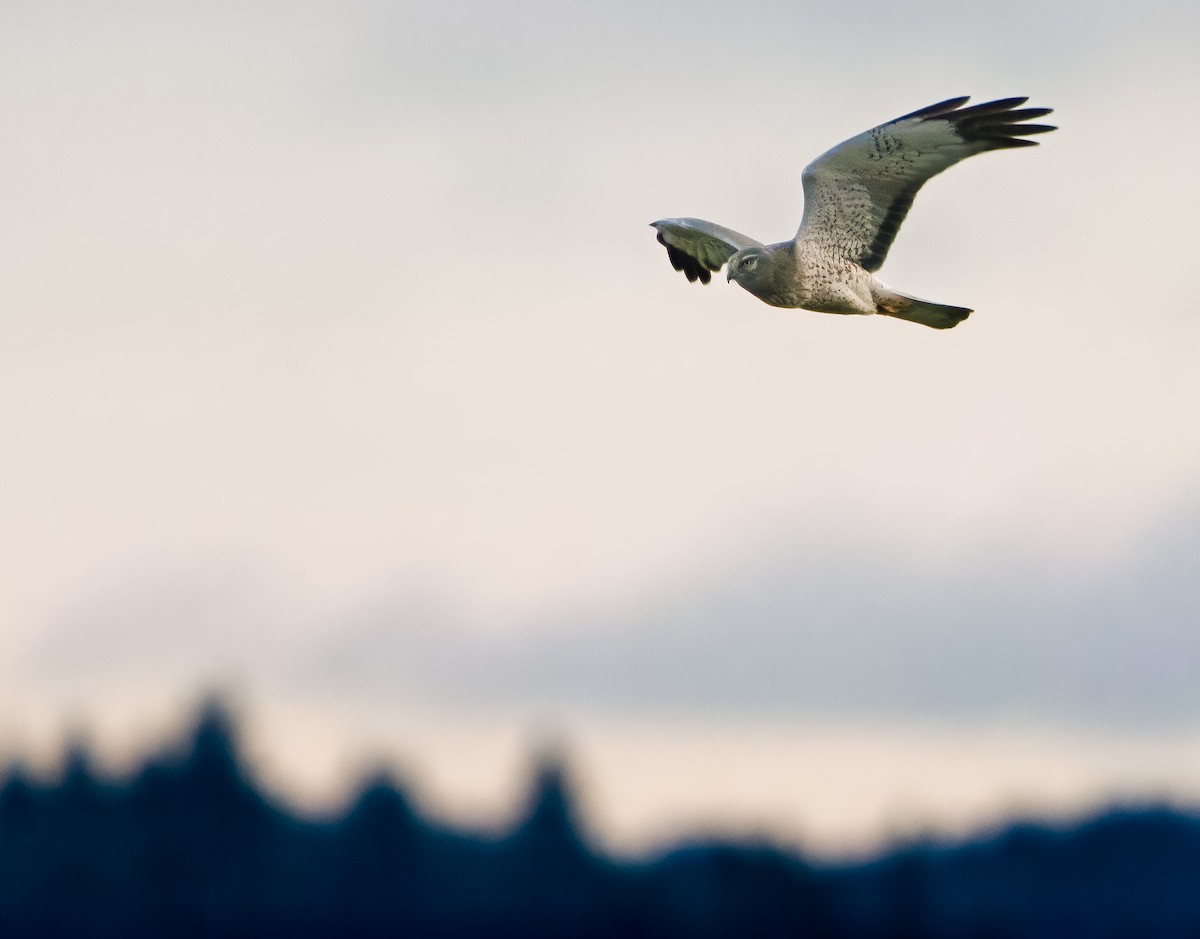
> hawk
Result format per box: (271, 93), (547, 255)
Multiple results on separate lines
(651, 96), (1055, 329)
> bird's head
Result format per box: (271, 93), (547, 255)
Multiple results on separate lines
(727, 246), (768, 285)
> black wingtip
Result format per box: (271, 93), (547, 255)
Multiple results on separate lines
(934, 96), (1057, 148)
(657, 234), (712, 284)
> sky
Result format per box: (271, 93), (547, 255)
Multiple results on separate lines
(2, 0), (1200, 856)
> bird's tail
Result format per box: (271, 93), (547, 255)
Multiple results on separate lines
(874, 288), (972, 330)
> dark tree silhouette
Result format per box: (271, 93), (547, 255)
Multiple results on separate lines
(2, 701), (1200, 937)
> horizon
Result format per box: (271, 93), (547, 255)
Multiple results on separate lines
(5, 697), (1199, 862)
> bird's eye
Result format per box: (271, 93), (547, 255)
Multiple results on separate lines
(740, 256), (756, 269)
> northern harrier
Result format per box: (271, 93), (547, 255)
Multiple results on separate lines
(651, 96), (1055, 329)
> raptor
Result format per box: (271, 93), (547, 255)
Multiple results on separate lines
(651, 96), (1055, 329)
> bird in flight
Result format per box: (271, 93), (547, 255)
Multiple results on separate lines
(651, 96), (1055, 329)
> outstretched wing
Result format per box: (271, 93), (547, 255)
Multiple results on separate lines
(650, 218), (763, 285)
(796, 97), (1056, 272)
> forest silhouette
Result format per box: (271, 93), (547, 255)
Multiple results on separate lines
(2, 701), (1200, 937)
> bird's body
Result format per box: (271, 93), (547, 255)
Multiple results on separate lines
(652, 96), (1055, 329)
(729, 241), (874, 312)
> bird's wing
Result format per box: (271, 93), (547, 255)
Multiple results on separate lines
(650, 218), (763, 285)
(796, 97), (1055, 272)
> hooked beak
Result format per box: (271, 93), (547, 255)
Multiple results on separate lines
(726, 265), (736, 283)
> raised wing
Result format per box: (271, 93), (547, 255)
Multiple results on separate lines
(650, 218), (763, 285)
(796, 97), (1056, 272)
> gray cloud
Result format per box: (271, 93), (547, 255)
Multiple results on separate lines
(294, 495), (1200, 728)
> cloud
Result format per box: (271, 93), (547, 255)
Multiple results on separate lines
(292, 494), (1200, 728)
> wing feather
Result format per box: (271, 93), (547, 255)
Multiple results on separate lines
(796, 96), (1056, 272)
(650, 218), (762, 285)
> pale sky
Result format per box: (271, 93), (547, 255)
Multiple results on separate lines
(3, 0), (1199, 855)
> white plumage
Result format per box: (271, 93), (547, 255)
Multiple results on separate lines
(652, 96), (1055, 329)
